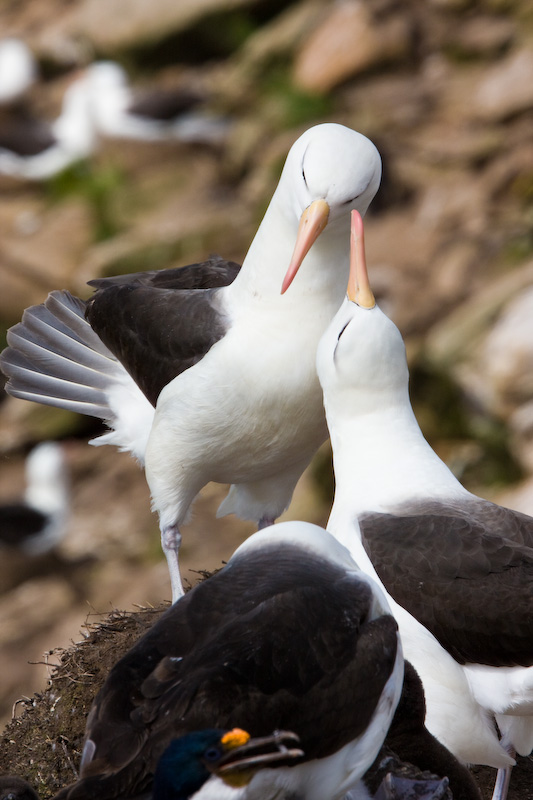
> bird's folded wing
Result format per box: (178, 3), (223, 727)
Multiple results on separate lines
(360, 499), (533, 667)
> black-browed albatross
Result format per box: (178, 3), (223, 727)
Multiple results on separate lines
(51, 521), (403, 800)
(0, 71), (97, 180)
(84, 61), (229, 145)
(317, 210), (533, 800)
(0, 38), (36, 105)
(0, 122), (382, 601)
(0, 441), (69, 555)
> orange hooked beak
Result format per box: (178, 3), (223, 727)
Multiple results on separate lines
(281, 199), (330, 294)
(347, 210), (375, 308)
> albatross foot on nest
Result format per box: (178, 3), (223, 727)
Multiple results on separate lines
(491, 745), (515, 800)
(161, 524), (184, 601)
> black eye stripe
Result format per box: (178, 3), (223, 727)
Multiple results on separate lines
(333, 321), (350, 362)
(301, 142), (310, 188)
(337, 321), (350, 341)
(343, 193), (361, 206)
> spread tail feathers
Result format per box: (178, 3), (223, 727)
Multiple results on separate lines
(0, 290), (154, 463)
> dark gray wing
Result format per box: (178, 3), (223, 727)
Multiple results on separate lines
(0, 106), (55, 156)
(128, 88), (205, 121)
(87, 256), (240, 292)
(57, 547), (398, 800)
(360, 498), (533, 667)
(455, 496), (533, 549)
(85, 257), (241, 406)
(0, 504), (48, 547)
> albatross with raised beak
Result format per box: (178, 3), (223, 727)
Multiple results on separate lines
(317, 210), (533, 800)
(0, 69), (97, 180)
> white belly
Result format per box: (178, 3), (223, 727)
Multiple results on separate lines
(145, 305), (332, 525)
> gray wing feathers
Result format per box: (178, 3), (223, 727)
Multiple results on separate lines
(6, 330), (115, 389)
(1, 290), (124, 420)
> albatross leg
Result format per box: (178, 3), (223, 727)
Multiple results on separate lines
(161, 524), (184, 602)
(491, 766), (512, 800)
(491, 743), (515, 800)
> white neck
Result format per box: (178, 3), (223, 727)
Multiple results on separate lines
(53, 83), (96, 154)
(326, 391), (469, 527)
(225, 188), (349, 313)
(24, 445), (69, 515)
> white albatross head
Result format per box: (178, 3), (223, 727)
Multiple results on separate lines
(80, 61), (133, 136)
(279, 124), (382, 294)
(232, 520), (359, 572)
(317, 212), (462, 515)
(24, 441), (68, 513)
(231, 520), (393, 618)
(316, 210), (409, 416)
(0, 38), (36, 104)
(50, 72), (100, 158)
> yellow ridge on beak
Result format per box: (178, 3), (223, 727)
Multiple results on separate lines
(221, 729), (251, 750)
(281, 199), (330, 294)
(347, 210), (375, 308)
(215, 731), (304, 789)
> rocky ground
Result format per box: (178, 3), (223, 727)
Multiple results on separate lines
(0, 0), (533, 798)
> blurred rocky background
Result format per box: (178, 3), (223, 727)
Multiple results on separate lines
(0, 0), (532, 768)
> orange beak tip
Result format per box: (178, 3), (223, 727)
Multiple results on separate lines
(280, 263), (297, 294)
(347, 207), (375, 308)
(281, 199), (330, 295)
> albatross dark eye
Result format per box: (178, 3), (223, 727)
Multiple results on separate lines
(204, 745), (223, 762)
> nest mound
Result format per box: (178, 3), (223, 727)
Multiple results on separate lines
(1, 601), (532, 800)
(0, 604), (168, 799)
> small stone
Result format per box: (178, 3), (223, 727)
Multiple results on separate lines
(424, 261), (533, 473)
(429, 239), (479, 303)
(0, 200), (91, 320)
(0, 578), (74, 645)
(425, 260), (533, 372)
(292, 0), (410, 94)
(428, 0), (470, 9)
(412, 124), (502, 167)
(474, 48), (533, 121)
(453, 15), (515, 57)
(35, 0), (257, 61)
(480, 286), (533, 417)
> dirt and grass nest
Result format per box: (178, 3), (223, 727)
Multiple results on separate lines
(0, 604), (169, 799)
